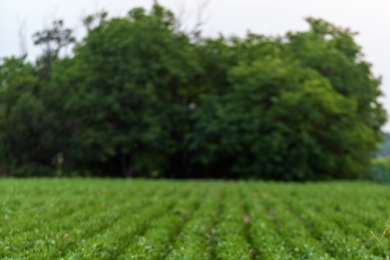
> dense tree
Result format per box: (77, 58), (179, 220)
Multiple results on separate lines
(53, 4), (202, 177)
(188, 58), (375, 180)
(284, 18), (387, 134)
(0, 3), (387, 180)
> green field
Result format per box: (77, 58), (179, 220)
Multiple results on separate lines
(1, 179), (389, 259)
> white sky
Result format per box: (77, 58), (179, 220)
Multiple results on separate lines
(1, 0), (389, 131)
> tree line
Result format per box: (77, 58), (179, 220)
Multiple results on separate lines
(0, 3), (387, 180)
(377, 133), (390, 157)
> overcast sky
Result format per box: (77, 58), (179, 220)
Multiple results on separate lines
(1, 0), (389, 131)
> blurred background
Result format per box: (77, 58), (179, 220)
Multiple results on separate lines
(0, 0), (389, 181)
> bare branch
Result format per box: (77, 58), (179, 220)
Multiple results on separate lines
(17, 15), (28, 59)
(33, 18), (75, 82)
(174, 0), (211, 41)
(174, 1), (189, 32)
(188, 0), (211, 41)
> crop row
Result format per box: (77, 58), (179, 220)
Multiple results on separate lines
(0, 179), (389, 259)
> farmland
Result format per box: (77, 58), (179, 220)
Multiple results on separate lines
(0, 179), (389, 259)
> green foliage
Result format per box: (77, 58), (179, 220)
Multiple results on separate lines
(0, 3), (387, 180)
(189, 58), (376, 180)
(55, 3), (201, 177)
(0, 57), (59, 171)
(0, 57), (37, 116)
(284, 18), (387, 133)
(0, 179), (389, 259)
